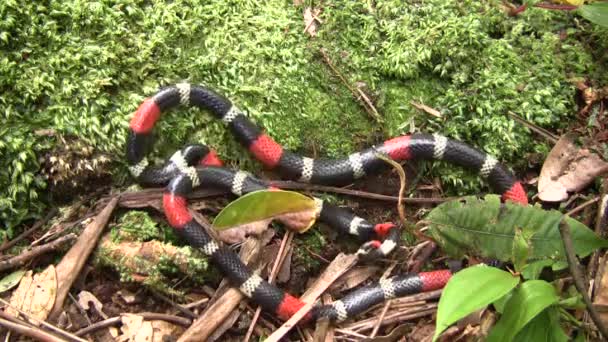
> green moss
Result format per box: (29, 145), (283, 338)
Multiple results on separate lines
(1, 0), (605, 228)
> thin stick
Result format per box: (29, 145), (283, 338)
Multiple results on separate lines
(507, 111), (558, 144)
(243, 231), (293, 342)
(182, 297), (209, 309)
(75, 312), (191, 336)
(149, 290), (196, 319)
(266, 253), (358, 342)
(0, 233), (76, 272)
(566, 198), (600, 217)
(370, 300), (391, 338)
(267, 181), (456, 204)
(0, 302), (86, 342)
(0, 317), (67, 342)
(559, 218), (608, 340)
(0, 209), (58, 252)
(319, 48), (382, 122)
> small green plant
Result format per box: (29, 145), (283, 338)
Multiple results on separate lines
(428, 196), (607, 341)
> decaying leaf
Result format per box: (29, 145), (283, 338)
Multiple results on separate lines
(538, 133), (608, 202)
(7, 265), (57, 322)
(119, 314), (153, 342)
(217, 208), (317, 244)
(119, 313), (184, 342)
(303, 7), (321, 37)
(213, 190), (318, 244)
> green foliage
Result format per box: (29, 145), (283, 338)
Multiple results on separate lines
(434, 266), (520, 341)
(579, 2), (608, 27)
(513, 307), (568, 342)
(426, 195), (608, 269)
(487, 280), (561, 342)
(98, 210), (209, 295)
(112, 210), (162, 242)
(0, 269), (26, 293)
(1, 0), (604, 229)
(431, 195), (608, 340)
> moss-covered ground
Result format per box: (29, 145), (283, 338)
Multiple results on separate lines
(1, 0), (607, 231)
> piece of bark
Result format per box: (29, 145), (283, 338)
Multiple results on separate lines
(48, 197), (119, 321)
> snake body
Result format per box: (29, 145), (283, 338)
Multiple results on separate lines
(126, 83), (528, 322)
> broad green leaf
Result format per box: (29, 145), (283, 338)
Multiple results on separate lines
(426, 195), (608, 268)
(487, 280), (560, 342)
(513, 307), (568, 342)
(579, 2), (608, 28)
(0, 269), (26, 293)
(512, 227), (530, 273)
(433, 266), (519, 341)
(493, 291), (513, 314)
(521, 260), (554, 280)
(212, 190), (317, 232)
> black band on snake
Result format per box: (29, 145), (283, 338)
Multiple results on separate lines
(125, 83), (528, 322)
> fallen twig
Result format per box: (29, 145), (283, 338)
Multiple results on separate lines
(266, 253), (358, 342)
(346, 304), (438, 332)
(566, 197), (601, 217)
(0, 209), (58, 253)
(49, 197), (119, 321)
(0, 301), (86, 342)
(177, 229), (274, 342)
(319, 48), (382, 122)
(0, 316), (67, 342)
(0, 234), (76, 272)
(149, 290), (197, 319)
(75, 312), (191, 337)
(243, 231), (294, 342)
(559, 218), (608, 340)
(507, 111), (558, 144)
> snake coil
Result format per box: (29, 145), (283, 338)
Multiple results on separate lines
(126, 83), (528, 322)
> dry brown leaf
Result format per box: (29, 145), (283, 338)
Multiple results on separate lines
(217, 208), (317, 244)
(119, 314), (154, 342)
(303, 7), (321, 37)
(7, 265), (57, 322)
(410, 101), (442, 118)
(150, 320), (183, 342)
(538, 133), (608, 202)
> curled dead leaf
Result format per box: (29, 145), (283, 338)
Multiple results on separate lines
(119, 313), (183, 342)
(217, 207), (317, 244)
(538, 133), (608, 202)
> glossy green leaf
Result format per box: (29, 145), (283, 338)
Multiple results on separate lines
(212, 190), (317, 231)
(493, 291), (513, 314)
(579, 2), (608, 28)
(433, 266), (519, 341)
(513, 307), (568, 342)
(426, 195), (608, 268)
(487, 280), (560, 342)
(0, 269), (26, 293)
